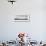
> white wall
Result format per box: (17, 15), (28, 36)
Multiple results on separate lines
(0, 0), (46, 41)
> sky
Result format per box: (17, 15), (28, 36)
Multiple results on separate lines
(0, 0), (46, 41)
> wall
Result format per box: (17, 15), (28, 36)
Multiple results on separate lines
(0, 0), (46, 41)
